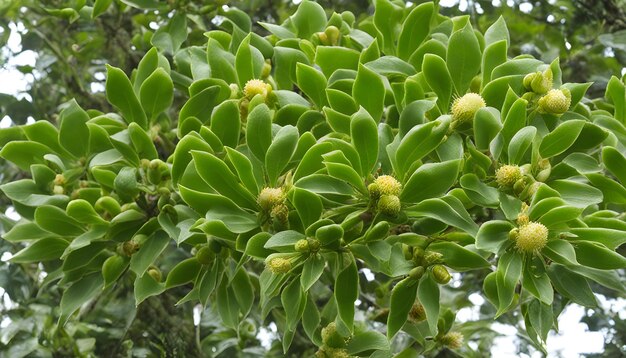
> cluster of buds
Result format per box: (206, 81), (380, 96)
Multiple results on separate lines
(294, 238), (321, 254)
(53, 173), (66, 195)
(509, 221), (549, 253)
(316, 26), (341, 46)
(450, 93), (486, 126)
(403, 241), (452, 285)
(258, 187), (289, 226)
(523, 68), (553, 94)
(316, 322), (352, 357)
(523, 67), (571, 115)
(437, 331), (464, 350)
(368, 175), (402, 217)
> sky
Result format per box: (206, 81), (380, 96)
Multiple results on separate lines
(1, 3), (624, 357)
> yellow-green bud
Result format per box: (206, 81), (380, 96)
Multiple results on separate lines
(516, 214), (530, 226)
(325, 25), (340, 46)
(54, 174), (66, 186)
(261, 60), (272, 78)
(373, 175), (402, 196)
(451, 93), (486, 124)
(377, 194), (401, 216)
(121, 240), (140, 256)
(308, 239), (321, 252)
(368, 183), (380, 199)
(432, 264), (451, 284)
(495, 165), (523, 187)
(439, 331), (464, 349)
(258, 187), (284, 211)
(53, 185), (64, 195)
(321, 322), (346, 349)
(524, 68), (553, 94)
(509, 228), (519, 241)
(412, 247), (425, 263)
(243, 79), (272, 100)
(295, 239), (310, 253)
(402, 244), (413, 260)
(538, 88), (571, 115)
(409, 303), (427, 322)
(409, 266), (425, 281)
(195, 246), (215, 265)
(315, 347), (351, 358)
(147, 267), (162, 282)
(271, 203), (289, 224)
(229, 83), (240, 99)
(516, 221), (548, 252)
(266, 257), (292, 274)
(424, 251), (443, 266)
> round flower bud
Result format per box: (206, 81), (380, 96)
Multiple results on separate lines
(451, 93), (486, 124)
(271, 203), (289, 224)
(495, 165), (523, 187)
(54, 174), (66, 186)
(261, 60), (272, 78)
(266, 257), (292, 274)
(308, 238), (321, 252)
(409, 266), (425, 281)
(409, 303), (427, 322)
(432, 264), (451, 284)
(516, 221), (548, 252)
(321, 322), (346, 349)
(525, 68), (553, 94)
(53, 185), (64, 195)
(195, 246), (215, 265)
(439, 331), (464, 349)
(121, 240), (140, 256)
(258, 187), (284, 211)
(424, 251), (443, 266)
(324, 25), (340, 46)
(147, 267), (162, 282)
(373, 175), (402, 196)
(402, 244), (413, 260)
(377, 195), (401, 216)
(243, 79), (272, 100)
(508, 228), (519, 241)
(412, 247), (425, 263)
(538, 88), (571, 115)
(294, 239), (310, 253)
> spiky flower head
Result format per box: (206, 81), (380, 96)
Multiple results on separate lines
(377, 194), (401, 216)
(258, 187), (284, 211)
(496, 165), (523, 187)
(516, 221), (549, 252)
(439, 331), (464, 349)
(243, 79), (272, 100)
(538, 88), (571, 115)
(451, 93), (486, 124)
(266, 257), (292, 274)
(294, 239), (310, 253)
(373, 175), (402, 196)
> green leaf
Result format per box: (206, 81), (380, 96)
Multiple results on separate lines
(291, 0), (327, 38)
(130, 231), (170, 277)
(522, 256), (553, 305)
(539, 120), (585, 158)
(347, 330), (390, 355)
(407, 197), (479, 237)
(231, 267), (254, 317)
(508, 126), (536, 164)
(335, 258), (359, 332)
(387, 277), (417, 339)
(59, 273), (104, 326)
(105, 64), (147, 128)
(296, 63), (328, 108)
(350, 107), (379, 176)
(397, 2), (434, 60)
(35, 205), (84, 236)
(165, 258), (202, 289)
(246, 104), (273, 162)
(266, 125), (299, 186)
(568, 228), (626, 250)
(235, 35), (265, 87)
(92, 0), (113, 18)
(482, 40), (508, 87)
(10, 237), (68, 263)
(292, 188), (323, 229)
(401, 160), (460, 203)
(281, 278), (306, 331)
(191, 150), (258, 210)
(373, 0), (403, 55)
(602, 146), (626, 185)
(353, 64), (385, 120)
(496, 251), (522, 317)
(459, 173), (500, 207)
(314, 46), (360, 78)
(428, 242), (490, 271)
(178, 86), (222, 133)
(417, 273), (440, 334)
(572, 241), (626, 270)
(207, 38), (237, 84)
(0, 141), (53, 171)
(209, 100), (241, 149)
(301, 254), (325, 291)
(295, 174), (355, 196)
(547, 264), (597, 307)
(134, 270), (165, 306)
(66, 199), (107, 225)
(151, 12), (187, 55)
(542, 240), (578, 266)
(139, 68), (173, 119)
(422, 54), (453, 112)
(447, 24), (481, 94)
(102, 255), (128, 288)
(484, 16), (510, 47)
(526, 300), (553, 343)
(113, 167), (139, 203)
(59, 99), (90, 157)
(395, 117), (449, 179)
(264, 230), (305, 251)
(549, 179), (603, 208)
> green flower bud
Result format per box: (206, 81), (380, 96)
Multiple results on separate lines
(378, 195), (401, 216)
(515, 221), (548, 253)
(54, 174), (66, 186)
(432, 264), (451, 284)
(195, 246), (215, 265)
(495, 165), (523, 187)
(538, 88), (571, 115)
(147, 267), (162, 282)
(409, 266), (425, 281)
(243, 79), (272, 100)
(373, 175), (402, 196)
(295, 239), (310, 253)
(258, 187), (284, 211)
(308, 239), (321, 252)
(424, 251), (443, 266)
(94, 196), (121, 216)
(402, 244), (413, 260)
(324, 25), (340, 46)
(121, 240), (140, 256)
(365, 221), (390, 242)
(368, 183), (381, 199)
(508, 227), (519, 241)
(321, 322), (346, 349)
(439, 331), (464, 349)
(53, 185), (64, 195)
(238, 318), (257, 340)
(148, 159), (165, 184)
(261, 60), (272, 79)
(266, 257), (292, 274)
(451, 93), (486, 124)
(412, 247), (425, 264)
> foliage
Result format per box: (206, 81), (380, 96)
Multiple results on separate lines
(1, 0), (626, 357)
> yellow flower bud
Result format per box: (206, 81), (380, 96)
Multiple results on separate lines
(243, 79), (272, 100)
(432, 264), (451, 284)
(147, 267), (162, 282)
(294, 239), (310, 253)
(439, 331), (464, 349)
(321, 322), (346, 349)
(538, 88), (571, 115)
(195, 246), (215, 265)
(525, 68), (553, 94)
(373, 175), (402, 196)
(377, 194), (401, 216)
(54, 174), (66, 186)
(451, 93), (486, 124)
(258, 187), (284, 211)
(271, 203), (289, 224)
(495, 165), (523, 187)
(266, 257), (292, 274)
(516, 221), (548, 252)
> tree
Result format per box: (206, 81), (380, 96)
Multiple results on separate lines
(1, 0), (625, 357)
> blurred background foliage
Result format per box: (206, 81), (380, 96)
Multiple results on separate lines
(0, 0), (625, 356)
